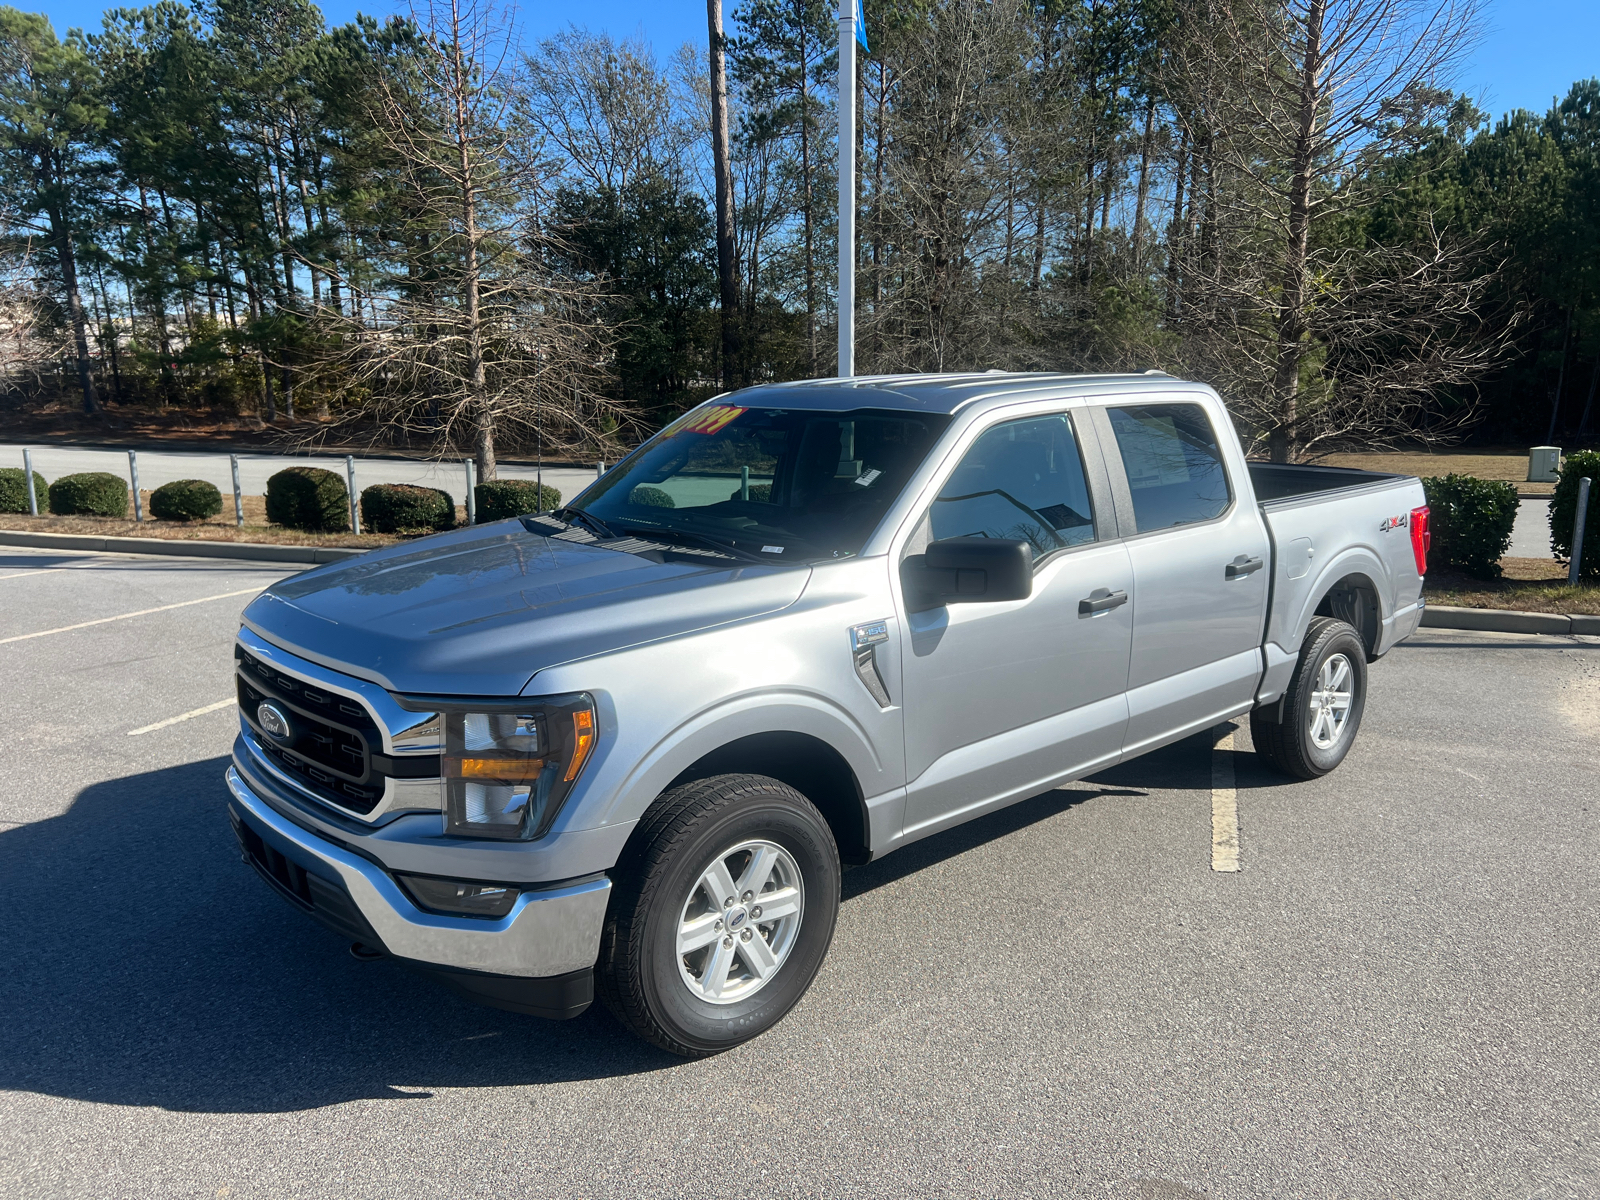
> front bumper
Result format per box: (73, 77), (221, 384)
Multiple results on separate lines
(226, 767), (611, 1018)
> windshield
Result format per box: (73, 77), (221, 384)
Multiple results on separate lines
(574, 404), (950, 561)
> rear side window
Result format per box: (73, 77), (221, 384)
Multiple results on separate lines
(929, 413), (1095, 556)
(1106, 404), (1230, 532)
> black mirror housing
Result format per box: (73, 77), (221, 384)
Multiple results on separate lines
(902, 537), (1033, 611)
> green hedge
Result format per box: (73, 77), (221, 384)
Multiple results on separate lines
(48, 472), (129, 518)
(0, 468), (46, 514)
(630, 485), (675, 508)
(361, 483), (456, 534)
(1550, 449), (1600, 577)
(1421, 474), (1518, 578)
(474, 479), (562, 523)
(150, 479), (223, 522)
(266, 467), (349, 532)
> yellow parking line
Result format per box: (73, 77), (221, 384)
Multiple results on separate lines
(1211, 725), (1240, 872)
(0, 587), (261, 645)
(128, 698), (236, 736)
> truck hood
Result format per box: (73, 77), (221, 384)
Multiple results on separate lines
(241, 520), (810, 696)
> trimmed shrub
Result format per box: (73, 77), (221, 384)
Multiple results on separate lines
(48, 472), (129, 518)
(475, 479), (562, 523)
(1421, 474), (1519, 578)
(0, 468), (46, 514)
(266, 466), (349, 532)
(1550, 449), (1600, 577)
(361, 483), (456, 534)
(630, 485), (675, 508)
(150, 479), (223, 522)
(728, 483), (772, 503)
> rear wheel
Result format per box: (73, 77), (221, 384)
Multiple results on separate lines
(598, 773), (840, 1057)
(1251, 616), (1368, 780)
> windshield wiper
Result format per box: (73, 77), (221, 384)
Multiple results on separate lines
(552, 506), (618, 540)
(610, 523), (768, 563)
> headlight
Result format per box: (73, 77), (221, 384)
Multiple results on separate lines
(439, 693), (597, 840)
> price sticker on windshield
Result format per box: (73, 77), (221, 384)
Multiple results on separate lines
(675, 405), (746, 436)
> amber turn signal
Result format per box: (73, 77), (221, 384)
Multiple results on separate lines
(564, 709), (596, 782)
(443, 755), (545, 782)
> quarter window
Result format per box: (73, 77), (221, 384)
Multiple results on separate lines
(1106, 404), (1230, 531)
(929, 414), (1095, 556)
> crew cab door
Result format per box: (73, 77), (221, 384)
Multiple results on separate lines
(1086, 399), (1270, 754)
(894, 407), (1133, 841)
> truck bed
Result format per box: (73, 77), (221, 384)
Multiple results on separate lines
(1247, 461), (1407, 505)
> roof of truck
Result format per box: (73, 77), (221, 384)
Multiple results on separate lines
(722, 371), (1206, 415)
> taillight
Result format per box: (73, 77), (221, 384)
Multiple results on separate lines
(1410, 506), (1430, 575)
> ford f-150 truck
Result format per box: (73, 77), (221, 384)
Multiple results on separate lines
(226, 372), (1429, 1056)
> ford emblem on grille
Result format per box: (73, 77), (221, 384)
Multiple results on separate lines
(257, 703), (291, 740)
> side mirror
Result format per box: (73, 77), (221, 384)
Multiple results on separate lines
(901, 537), (1033, 612)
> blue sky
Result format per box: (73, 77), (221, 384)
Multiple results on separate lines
(33, 0), (1600, 124)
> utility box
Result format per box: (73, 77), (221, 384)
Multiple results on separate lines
(1529, 446), (1561, 482)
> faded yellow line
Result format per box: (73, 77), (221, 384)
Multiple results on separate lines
(0, 587), (261, 645)
(1211, 724), (1240, 873)
(128, 698), (236, 736)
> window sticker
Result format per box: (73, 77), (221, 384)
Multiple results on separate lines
(854, 467), (883, 488)
(762, 545), (785, 554)
(675, 405), (747, 436)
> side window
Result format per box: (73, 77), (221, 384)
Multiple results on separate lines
(1105, 404), (1230, 532)
(928, 413), (1095, 557)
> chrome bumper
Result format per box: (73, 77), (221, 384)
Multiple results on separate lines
(226, 767), (610, 978)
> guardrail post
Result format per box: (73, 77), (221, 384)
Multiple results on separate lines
(596, 460), (605, 479)
(464, 459), (476, 525)
(346, 455), (361, 534)
(128, 450), (143, 521)
(230, 454), (244, 526)
(1570, 476), (1592, 585)
(22, 448), (38, 515)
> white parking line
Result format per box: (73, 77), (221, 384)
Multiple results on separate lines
(0, 566), (79, 580)
(1211, 724), (1240, 872)
(0, 587), (261, 645)
(127, 699), (236, 736)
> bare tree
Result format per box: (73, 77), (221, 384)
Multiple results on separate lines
(1168, 0), (1504, 459)
(309, 0), (618, 477)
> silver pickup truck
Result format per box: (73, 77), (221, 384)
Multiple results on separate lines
(226, 372), (1429, 1055)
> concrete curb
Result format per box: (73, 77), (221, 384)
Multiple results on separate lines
(1421, 604), (1600, 636)
(0, 529), (365, 565)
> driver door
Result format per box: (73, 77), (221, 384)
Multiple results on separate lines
(896, 409), (1134, 841)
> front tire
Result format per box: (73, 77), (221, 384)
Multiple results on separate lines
(1251, 616), (1368, 780)
(598, 774), (840, 1057)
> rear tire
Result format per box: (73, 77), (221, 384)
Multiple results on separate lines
(597, 773), (840, 1057)
(1251, 616), (1368, 781)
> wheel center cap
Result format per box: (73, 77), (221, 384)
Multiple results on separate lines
(726, 906), (750, 932)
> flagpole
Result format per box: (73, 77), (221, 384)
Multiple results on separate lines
(837, 0), (856, 378)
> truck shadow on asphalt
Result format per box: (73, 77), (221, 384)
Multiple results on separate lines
(0, 733), (1264, 1113)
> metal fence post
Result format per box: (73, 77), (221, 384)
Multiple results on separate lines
(596, 460), (605, 479)
(22, 448), (38, 515)
(464, 459), (476, 526)
(230, 454), (244, 526)
(128, 450), (143, 521)
(1570, 477), (1592, 585)
(346, 455), (361, 534)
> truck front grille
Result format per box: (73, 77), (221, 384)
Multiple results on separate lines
(235, 646), (386, 814)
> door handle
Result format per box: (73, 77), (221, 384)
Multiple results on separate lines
(1226, 555), (1264, 579)
(1078, 588), (1128, 616)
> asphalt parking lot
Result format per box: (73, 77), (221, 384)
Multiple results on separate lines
(2, 549), (1596, 1200)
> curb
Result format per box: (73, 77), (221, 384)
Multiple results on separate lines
(0, 529), (366, 565)
(1421, 604), (1600, 636)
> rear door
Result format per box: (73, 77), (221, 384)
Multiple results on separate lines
(1087, 399), (1270, 754)
(895, 406), (1133, 840)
